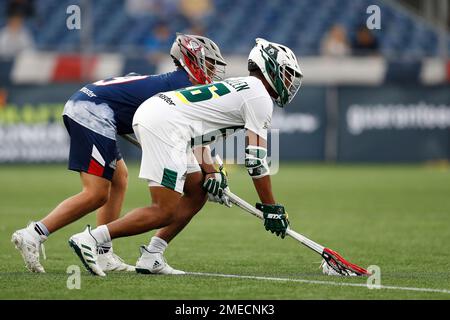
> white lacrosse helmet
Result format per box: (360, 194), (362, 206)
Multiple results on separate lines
(170, 33), (227, 84)
(248, 38), (303, 107)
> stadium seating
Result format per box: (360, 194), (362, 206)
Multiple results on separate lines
(0, 0), (448, 57)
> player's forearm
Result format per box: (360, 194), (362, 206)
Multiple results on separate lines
(252, 175), (276, 205)
(200, 162), (216, 175)
(193, 146), (216, 174)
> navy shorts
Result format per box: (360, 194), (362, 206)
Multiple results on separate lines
(63, 115), (122, 181)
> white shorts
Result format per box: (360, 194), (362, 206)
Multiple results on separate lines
(133, 123), (201, 194)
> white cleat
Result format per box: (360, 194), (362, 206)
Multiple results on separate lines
(135, 246), (185, 275)
(11, 222), (47, 273)
(68, 225), (106, 277)
(98, 248), (135, 272)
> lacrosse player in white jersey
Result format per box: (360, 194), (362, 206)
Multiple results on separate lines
(68, 38), (303, 276)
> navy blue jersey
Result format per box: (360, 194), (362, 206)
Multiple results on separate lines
(69, 69), (191, 135)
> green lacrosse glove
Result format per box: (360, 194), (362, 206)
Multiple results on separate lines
(256, 203), (289, 239)
(202, 169), (231, 207)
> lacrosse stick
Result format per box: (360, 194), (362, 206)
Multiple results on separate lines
(120, 135), (370, 276)
(215, 155), (370, 277)
(121, 134), (141, 148)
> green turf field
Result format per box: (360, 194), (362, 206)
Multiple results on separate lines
(1, 163), (449, 299)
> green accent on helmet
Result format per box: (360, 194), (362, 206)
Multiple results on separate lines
(260, 46), (290, 107)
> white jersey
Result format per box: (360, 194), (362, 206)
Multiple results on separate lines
(133, 76), (274, 151)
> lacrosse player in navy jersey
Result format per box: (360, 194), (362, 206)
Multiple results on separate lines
(12, 33), (226, 274)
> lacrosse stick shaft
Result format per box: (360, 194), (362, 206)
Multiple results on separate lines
(214, 154), (324, 254)
(216, 155), (369, 276)
(121, 134), (141, 148)
(225, 190), (324, 254)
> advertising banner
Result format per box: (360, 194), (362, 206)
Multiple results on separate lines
(274, 86), (326, 161)
(338, 85), (450, 162)
(0, 85), (81, 163)
(0, 103), (69, 162)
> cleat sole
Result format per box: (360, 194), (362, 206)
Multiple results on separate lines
(135, 268), (153, 275)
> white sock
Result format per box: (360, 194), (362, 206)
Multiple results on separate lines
(34, 221), (50, 237)
(147, 236), (168, 254)
(90, 225), (111, 246)
(29, 222), (47, 242)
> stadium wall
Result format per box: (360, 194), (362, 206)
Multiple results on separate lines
(3, 54), (450, 85)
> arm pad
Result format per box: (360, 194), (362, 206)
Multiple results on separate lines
(245, 146), (270, 179)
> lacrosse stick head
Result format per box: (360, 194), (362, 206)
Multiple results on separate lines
(321, 248), (370, 277)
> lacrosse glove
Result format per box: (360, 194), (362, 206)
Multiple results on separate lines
(203, 169), (232, 207)
(256, 203), (289, 239)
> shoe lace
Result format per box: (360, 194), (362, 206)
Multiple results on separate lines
(40, 243), (46, 260)
(97, 246), (110, 255)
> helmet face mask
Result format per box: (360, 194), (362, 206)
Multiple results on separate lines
(179, 36), (210, 84)
(249, 38), (303, 107)
(171, 33), (227, 84)
(205, 57), (226, 82)
(279, 64), (303, 105)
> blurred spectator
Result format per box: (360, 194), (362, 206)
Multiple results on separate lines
(352, 25), (379, 56)
(179, 0), (213, 25)
(320, 24), (351, 57)
(126, 0), (179, 19)
(126, 0), (152, 15)
(7, 0), (35, 18)
(144, 21), (174, 64)
(0, 13), (35, 59)
(0, 88), (7, 108)
(185, 23), (206, 36)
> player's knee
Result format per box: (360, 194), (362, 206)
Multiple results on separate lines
(113, 171), (128, 192)
(183, 173), (207, 202)
(112, 162), (128, 193)
(84, 189), (110, 208)
(153, 201), (178, 224)
(160, 201), (178, 217)
(97, 192), (110, 207)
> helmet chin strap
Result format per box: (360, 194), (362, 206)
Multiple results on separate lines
(249, 69), (279, 102)
(179, 57), (211, 85)
(265, 81), (279, 101)
(187, 74), (211, 85)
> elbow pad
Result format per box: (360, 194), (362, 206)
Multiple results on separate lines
(245, 146), (270, 178)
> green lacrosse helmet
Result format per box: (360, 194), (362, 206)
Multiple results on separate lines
(248, 38), (303, 107)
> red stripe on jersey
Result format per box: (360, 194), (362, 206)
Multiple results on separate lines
(52, 55), (97, 82)
(87, 158), (104, 177)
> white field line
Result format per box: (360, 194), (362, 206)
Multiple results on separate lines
(186, 272), (450, 295)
